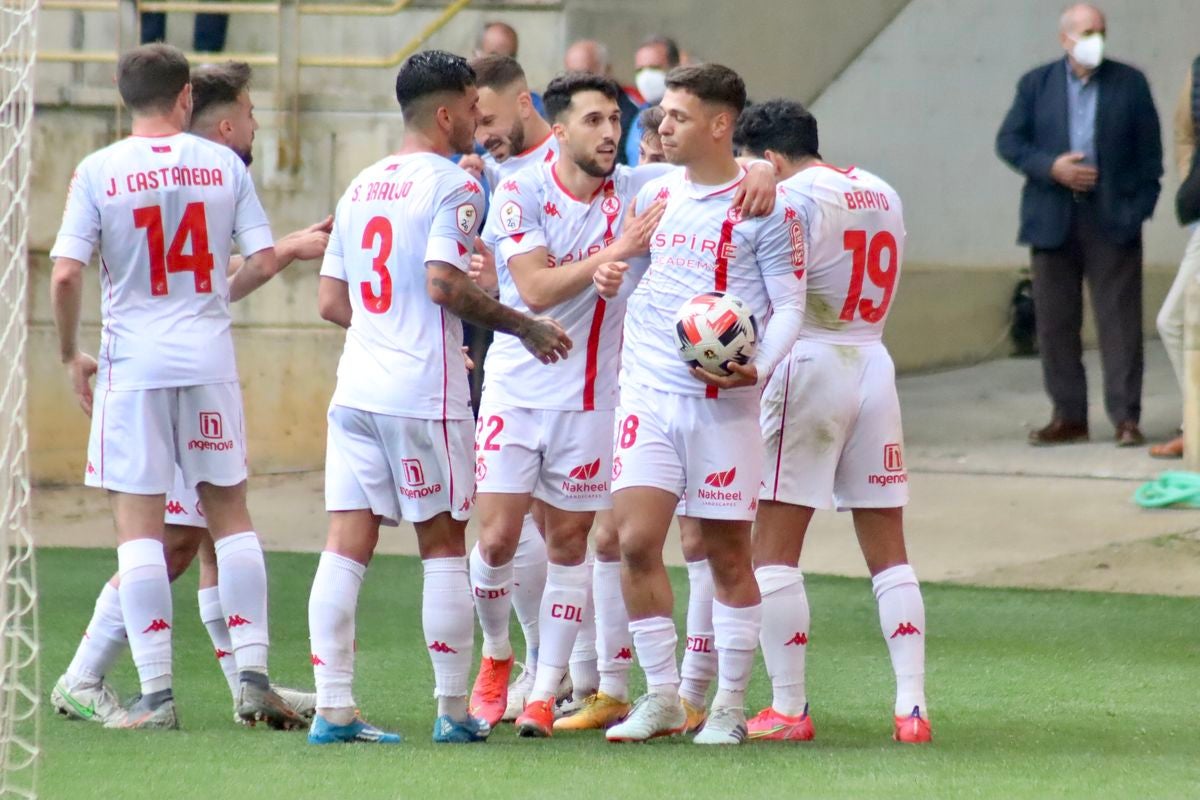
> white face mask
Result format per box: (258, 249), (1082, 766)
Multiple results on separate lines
(635, 68), (667, 105)
(1070, 32), (1104, 70)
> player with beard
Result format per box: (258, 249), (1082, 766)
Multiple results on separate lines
(471, 55), (559, 187)
(51, 59), (330, 728)
(308, 50), (571, 745)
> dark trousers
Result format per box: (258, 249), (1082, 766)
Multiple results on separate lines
(1031, 200), (1143, 427)
(141, 11), (228, 52)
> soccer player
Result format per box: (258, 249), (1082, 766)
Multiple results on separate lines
(466, 72), (668, 736)
(471, 55), (559, 187)
(733, 100), (931, 744)
(51, 60), (328, 728)
(49, 43), (303, 731)
(306, 50), (571, 745)
(593, 64), (805, 745)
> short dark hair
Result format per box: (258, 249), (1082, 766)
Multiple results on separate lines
(117, 43), (190, 115)
(639, 35), (681, 68)
(468, 54), (526, 92)
(190, 61), (252, 122)
(638, 105), (665, 140)
(543, 72), (621, 122)
(394, 50), (476, 124)
(733, 99), (821, 160)
(664, 63), (745, 113)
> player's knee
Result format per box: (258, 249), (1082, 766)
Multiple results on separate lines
(619, 534), (663, 574)
(163, 541), (198, 582)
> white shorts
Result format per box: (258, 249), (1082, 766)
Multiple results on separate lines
(325, 404), (474, 526)
(86, 382), (247, 495)
(165, 466), (206, 528)
(473, 397), (613, 512)
(761, 340), (908, 510)
(611, 386), (762, 521)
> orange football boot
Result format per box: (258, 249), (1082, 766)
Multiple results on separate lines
(893, 706), (932, 743)
(468, 656), (514, 728)
(515, 698), (555, 738)
(746, 705), (815, 741)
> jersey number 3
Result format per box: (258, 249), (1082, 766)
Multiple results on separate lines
(133, 202), (215, 297)
(360, 216), (393, 314)
(839, 229), (898, 324)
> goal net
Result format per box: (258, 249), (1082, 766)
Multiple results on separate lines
(0, 0), (40, 796)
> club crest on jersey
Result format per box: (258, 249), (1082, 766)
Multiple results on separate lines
(601, 196), (621, 216)
(500, 200), (523, 232)
(726, 206), (743, 224)
(456, 203), (478, 235)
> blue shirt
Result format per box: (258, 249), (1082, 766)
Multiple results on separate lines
(1065, 61), (1098, 165)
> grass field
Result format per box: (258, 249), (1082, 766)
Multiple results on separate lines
(38, 547), (1199, 799)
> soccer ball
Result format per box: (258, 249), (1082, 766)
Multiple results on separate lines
(673, 292), (758, 376)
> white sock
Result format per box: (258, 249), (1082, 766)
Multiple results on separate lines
(873, 564), (927, 717)
(469, 545), (514, 661)
(198, 586), (239, 702)
(593, 559), (633, 701)
(308, 550), (364, 711)
(512, 514), (547, 666)
(569, 549), (599, 695)
(117, 538), (173, 695)
(711, 600), (761, 711)
(531, 561), (590, 702)
(756, 565), (809, 716)
(214, 531), (269, 674)
(629, 616), (679, 693)
(679, 559), (716, 708)
(66, 581), (128, 685)
(422, 557), (474, 709)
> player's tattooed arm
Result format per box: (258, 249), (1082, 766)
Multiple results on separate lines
(427, 262), (572, 364)
(318, 276), (352, 329)
(50, 256), (98, 416)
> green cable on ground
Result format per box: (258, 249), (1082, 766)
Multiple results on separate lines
(1133, 471), (1200, 508)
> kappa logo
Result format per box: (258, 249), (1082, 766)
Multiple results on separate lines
(569, 458), (602, 481)
(884, 443), (904, 472)
(226, 614), (252, 628)
(600, 196), (621, 216)
(459, 496), (472, 514)
(502, 180), (519, 192)
(86, 461), (96, 475)
(544, 201), (561, 218)
(784, 207), (797, 221)
(428, 641), (458, 654)
(142, 618), (170, 634)
(199, 411), (223, 440)
(890, 622), (921, 639)
(214, 648), (232, 660)
(151, 145), (171, 153)
(463, 181), (481, 194)
(655, 187), (670, 202)
(615, 647), (633, 661)
(704, 467), (737, 488)
(785, 632), (808, 647)
(165, 500), (185, 515)
(311, 654), (325, 666)
(748, 497), (758, 512)
(612, 456), (622, 480)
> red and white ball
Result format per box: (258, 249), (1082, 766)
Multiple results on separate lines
(673, 292), (758, 376)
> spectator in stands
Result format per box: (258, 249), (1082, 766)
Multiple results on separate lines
(996, 3), (1161, 448)
(1149, 57), (1200, 458)
(141, 10), (227, 53)
(563, 39), (640, 164)
(624, 34), (681, 165)
(475, 21), (544, 116)
(636, 105), (666, 165)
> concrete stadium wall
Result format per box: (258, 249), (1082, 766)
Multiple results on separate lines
(27, 0), (1191, 482)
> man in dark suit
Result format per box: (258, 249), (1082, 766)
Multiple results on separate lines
(996, 3), (1162, 446)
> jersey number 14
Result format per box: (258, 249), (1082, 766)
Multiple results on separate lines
(132, 202), (215, 297)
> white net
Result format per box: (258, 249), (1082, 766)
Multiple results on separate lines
(0, 0), (39, 798)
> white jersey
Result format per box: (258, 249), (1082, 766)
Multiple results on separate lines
(481, 131), (558, 194)
(321, 152), (484, 421)
(622, 167), (803, 398)
(778, 165), (905, 344)
(50, 133), (273, 390)
(482, 161), (672, 411)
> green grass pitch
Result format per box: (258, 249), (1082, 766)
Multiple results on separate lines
(38, 547), (1199, 799)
